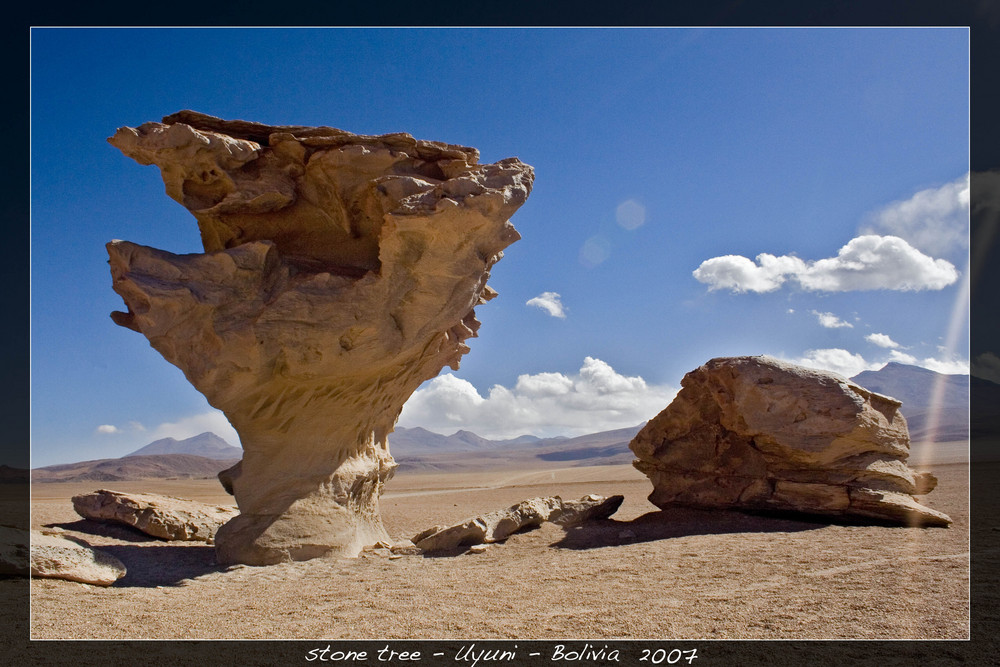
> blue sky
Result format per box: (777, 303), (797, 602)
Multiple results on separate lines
(30, 27), (969, 466)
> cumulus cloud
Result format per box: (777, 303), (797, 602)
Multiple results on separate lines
(692, 253), (805, 293)
(812, 310), (853, 329)
(865, 333), (900, 349)
(526, 292), (567, 319)
(694, 235), (958, 293)
(887, 350), (969, 375)
(788, 349), (881, 378)
(95, 424), (120, 435)
(397, 357), (677, 439)
(860, 173), (969, 256)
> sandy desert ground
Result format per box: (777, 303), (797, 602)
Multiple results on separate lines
(28, 441), (970, 641)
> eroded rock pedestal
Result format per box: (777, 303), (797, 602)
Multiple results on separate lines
(630, 356), (951, 526)
(107, 111), (534, 564)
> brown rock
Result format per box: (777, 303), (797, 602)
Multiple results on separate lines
(630, 356), (951, 527)
(413, 494), (623, 552)
(30, 531), (126, 586)
(72, 489), (238, 541)
(106, 112), (534, 564)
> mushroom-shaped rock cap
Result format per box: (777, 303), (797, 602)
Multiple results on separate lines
(107, 112), (534, 564)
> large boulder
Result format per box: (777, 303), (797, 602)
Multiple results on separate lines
(72, 489), (238, 541)
(413, 494), (623, 551)
(30, 531), (126, 586)
(106, 112), (533, 564)
(629, 356), (951, 526)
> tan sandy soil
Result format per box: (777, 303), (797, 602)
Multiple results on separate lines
(29, 446), (969, 640)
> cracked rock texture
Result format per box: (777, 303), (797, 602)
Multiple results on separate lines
(72, 489), (238, 542)
(630, 356), (951, 527)
(106, 111), (534, 564)
(413, 494), (624, 552)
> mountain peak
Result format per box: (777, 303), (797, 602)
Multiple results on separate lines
(126, 432), (242, 460)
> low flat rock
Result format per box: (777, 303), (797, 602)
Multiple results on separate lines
(30, 531), (126, 586)
(72, 489), (239, 542)
(413, 494), (623, 552)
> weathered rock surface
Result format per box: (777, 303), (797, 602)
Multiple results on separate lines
(72, 489), (238, 541)
(107, 111), (533, 564)
(30, 531), (126, 586)
(630, 356), (951, 526)
(413, 494), (623, 551)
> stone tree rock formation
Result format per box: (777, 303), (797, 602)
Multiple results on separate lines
(106, 111), (534, 564)
(630, 356), (951, 526)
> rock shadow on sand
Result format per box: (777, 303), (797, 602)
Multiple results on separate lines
(552, 507), (854, 551)
(89, 543), (225, 587)
(44, 519), (157, 543)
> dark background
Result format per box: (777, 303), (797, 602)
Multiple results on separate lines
(6, 2), (997, 664)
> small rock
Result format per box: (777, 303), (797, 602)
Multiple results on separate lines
(618, 529), (637, 540)
(30, 531), (126, 586)
(468, 544), (490, 554)
(413, 494), (624, 552)
(389, 540), (422, 556)
(388, 554), (403, 560)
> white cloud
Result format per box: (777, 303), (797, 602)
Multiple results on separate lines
(95, 424), (120, 435)
(616, 199), (646, 230)
(861, 173), (969, 256)
(812, 310), (853, 329)
(526, 291), (567, 319)
(692, 253), (805, 293)
(865, 333), (900, 349)
(889, 351), (969, 375)
(888, 350), (918, 365)
(397, 357), (677, 439)
(788, 349), (881, 378)
(694, 235), (958, 293)
(784, 348), (968, 379)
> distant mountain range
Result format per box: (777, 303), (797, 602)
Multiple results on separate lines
(31, 454), (240, 483)
(32, 432), (242, 483)
(33, 362), (975, 481)
(386, 424), (642, 472)
(386, 427), (562, 455)
(126, 432), (242, 460)
(850, 362), (969, 442)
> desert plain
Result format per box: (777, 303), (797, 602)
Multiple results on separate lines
(27, 440), (969, 641)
